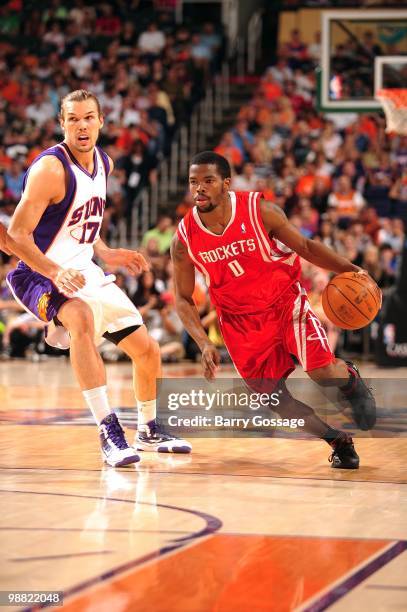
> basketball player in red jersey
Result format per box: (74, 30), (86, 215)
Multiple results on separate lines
(171, 152), (377, 469)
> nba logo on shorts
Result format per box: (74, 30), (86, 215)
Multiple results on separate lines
(241, 223), (246, 233)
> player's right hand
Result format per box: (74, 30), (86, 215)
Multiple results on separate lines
(53, 268), (86, 297)
(201, 343), (221, 380)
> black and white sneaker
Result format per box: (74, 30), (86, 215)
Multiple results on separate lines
(135, 419), (192, 454)
(329, 433), (360, 469)
(99, 413), (140, 467)
(340, 361), (376, 431)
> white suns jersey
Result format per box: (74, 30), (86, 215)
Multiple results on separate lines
(28, 142), (109, 271)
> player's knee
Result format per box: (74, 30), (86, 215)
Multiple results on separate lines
(144, 337), (160, 364)
(58, 300), (94, 336)
(121, 328), (160, 364)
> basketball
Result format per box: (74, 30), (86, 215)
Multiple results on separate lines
(322, 272), (382, 330)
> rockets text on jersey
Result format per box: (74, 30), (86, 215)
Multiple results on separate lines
(177, 191), (301, 314)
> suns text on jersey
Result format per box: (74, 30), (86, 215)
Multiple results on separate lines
(199, 238), (256, 263)
(67, 196), (105, 227)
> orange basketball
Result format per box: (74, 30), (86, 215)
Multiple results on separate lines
(322, 272), (382, 330)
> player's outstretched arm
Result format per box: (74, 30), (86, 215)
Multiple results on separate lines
(171, 234), (220, 379)
(260, 199), (362, 274)
(7, 157), (85, 295)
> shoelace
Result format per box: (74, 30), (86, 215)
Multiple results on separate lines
(105, 418), (129, 450)
(142, 419), (175, 441)
(328, 434), (353, 462)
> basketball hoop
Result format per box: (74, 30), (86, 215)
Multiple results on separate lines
(376, 89), (407, 135)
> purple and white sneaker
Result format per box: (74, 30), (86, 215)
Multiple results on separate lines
(135, 419), (192, 454)
(99, 413), (140, 467)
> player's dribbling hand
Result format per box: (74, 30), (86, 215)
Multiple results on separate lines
(355, 267), (376, 284)
(202, 343), (221, 380)
(54, 268), (86, 297)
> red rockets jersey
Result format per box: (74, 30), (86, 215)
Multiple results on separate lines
(177, 191), (301, 314)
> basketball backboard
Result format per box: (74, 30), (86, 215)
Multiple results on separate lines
(320, 10), (407, 112)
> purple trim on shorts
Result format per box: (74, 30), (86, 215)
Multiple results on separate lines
(6, 262), (68, 322)
(60, 142), (98, 180)
(97, 146), (110, 186)
(25, 145), (77, 254)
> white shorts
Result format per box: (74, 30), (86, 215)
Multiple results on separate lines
(47, 262), (143, 349)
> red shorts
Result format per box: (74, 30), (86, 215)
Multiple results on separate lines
(217, 283), (335, 382)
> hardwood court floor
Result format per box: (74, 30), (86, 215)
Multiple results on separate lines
(0, 359), (406, 612)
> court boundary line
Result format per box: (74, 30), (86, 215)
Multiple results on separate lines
(0, 488), (222, 610)
(0, 465), (405, 485)
(1, 524), (404, 544)
(300, 540), (407, 611)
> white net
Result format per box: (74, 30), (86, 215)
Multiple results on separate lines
(376, 89), (407, 135)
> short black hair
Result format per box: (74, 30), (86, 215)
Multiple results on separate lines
(190, 151), (231, 180)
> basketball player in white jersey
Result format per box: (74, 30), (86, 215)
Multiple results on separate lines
(1, 90), (191, 466)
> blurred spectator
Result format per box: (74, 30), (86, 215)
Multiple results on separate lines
(267, 58), (293, 85)
(231, 163), (258, 191)
(95, 4), (121, 37)
(214, 132), (243, 169)
(232, 119), (254, 162)
(131, 270), (161, 318)
(141, 214), (174, 254)
(328, 175), (365, 227)
(68, 44), (93, 79)
(284, 29), (309, 70)
(4, 160), (25, 202)
(138, 22), (166, 57)
(308, 31), (321, 63)
(321, 120), (342, 161)
(260, 72), (282, 102)
(377, 218), (404, 253)
(26, 92), (55, 126)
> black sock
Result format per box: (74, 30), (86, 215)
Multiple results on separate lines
(275, 394), (341, 441)
(322, 427), (341, 445)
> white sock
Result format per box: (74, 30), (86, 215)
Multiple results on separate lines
(83, 385), (111, 425)
(137, 399), (156, 427)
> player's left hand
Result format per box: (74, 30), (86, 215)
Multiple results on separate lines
(355, 267), (382, 306)
(109, 248), (150, 275)
(354, 267), (375, 284)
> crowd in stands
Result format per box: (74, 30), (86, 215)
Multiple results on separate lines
(0, 1), (225, 359)
(1, 7), (406, 362)
(0, 0), (223, 227)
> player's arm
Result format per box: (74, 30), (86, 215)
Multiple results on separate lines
(93, 155), (149, 275)
(94, 238), (149, 275)
(260, 199), (361, 274)
(171, 234), (220, 379)
(107, 155), (114, 176)
(7, 157), (85, 295)
(0, 221), (12, 255)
